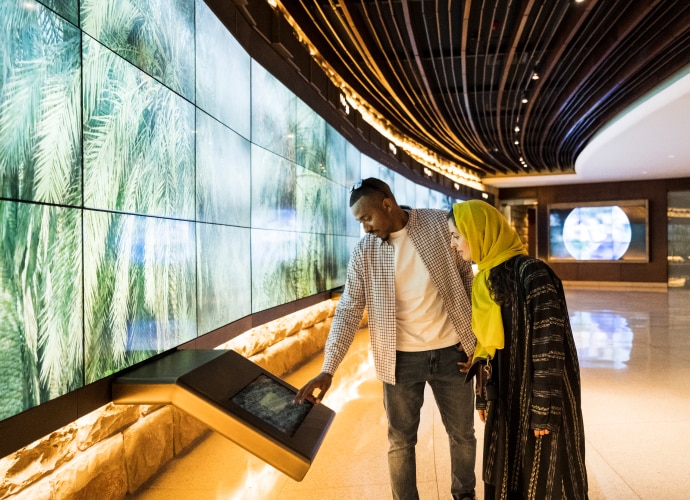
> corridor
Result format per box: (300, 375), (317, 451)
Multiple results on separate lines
(130, 287), (690, 499)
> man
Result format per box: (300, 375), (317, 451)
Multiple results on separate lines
(295, 178), (477, 500)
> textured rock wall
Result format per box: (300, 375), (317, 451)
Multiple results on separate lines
(0, 298), (348, 499)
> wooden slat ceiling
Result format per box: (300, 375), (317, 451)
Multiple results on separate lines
(273, 0), (690, 182)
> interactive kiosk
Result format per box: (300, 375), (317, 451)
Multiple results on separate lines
(112, 349), (335, 481)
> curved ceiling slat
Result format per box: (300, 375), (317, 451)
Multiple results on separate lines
(277, 0), (690, 182)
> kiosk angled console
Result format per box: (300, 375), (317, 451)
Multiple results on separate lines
(112, 349), (335, 481)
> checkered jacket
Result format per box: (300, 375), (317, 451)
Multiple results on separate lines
(322, 208), (475, 385)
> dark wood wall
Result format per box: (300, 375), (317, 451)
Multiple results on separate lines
(499, 177), (690, 283)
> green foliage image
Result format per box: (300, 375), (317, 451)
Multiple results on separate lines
(0, 0), (82, 205)
(0, 202), (83, 420)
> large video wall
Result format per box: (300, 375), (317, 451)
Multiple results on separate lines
(0, 0), (459, 422)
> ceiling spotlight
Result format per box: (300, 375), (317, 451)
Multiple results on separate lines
(514, 140), (519, 145)
(531, 71), (540, 80)
(514, 125), (520, 132)
(521, 94), (528, 104)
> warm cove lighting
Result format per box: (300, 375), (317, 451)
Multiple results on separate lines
(267, 1), (484, 192)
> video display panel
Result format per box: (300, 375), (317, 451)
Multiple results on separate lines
(0, 0), (458, 426)
(0, 0), (82, 206)
(294, 98), (327, 175)
(196, 110), (251, 227)
(325, 124), (355, 186)
(415, 183), (430, 208)
(395, 172), (417, 208)
(251, 61), (294, 160)
(195, 0), (250, 138)
(0, 200), (83, 420)
(296, 168), (346, 235)
(83, 210), (197, 383)
(325, 234), (358, 290)
(80, 0), (195, 101)
(43, 0), (79, 25)
(548, 200), (649, 262)
(251, 229), (298, 313)
(82, 35), (196, 219)
(197, 223), (251, 335)
(251, 145), (297, 231)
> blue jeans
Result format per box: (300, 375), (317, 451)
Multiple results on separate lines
(383, 345), (476, 500)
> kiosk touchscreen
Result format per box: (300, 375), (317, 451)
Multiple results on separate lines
(112, 349), (335, 481)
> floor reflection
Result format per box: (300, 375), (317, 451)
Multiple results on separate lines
(570, 311), (635, 369)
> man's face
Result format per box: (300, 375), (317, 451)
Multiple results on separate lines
(351, 194), (395, 240)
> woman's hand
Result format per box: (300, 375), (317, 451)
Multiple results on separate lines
(533, 428), (550, 437)
(477, 409), (487, 423)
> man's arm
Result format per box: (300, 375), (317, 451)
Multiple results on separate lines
(295, 246), (367, 403)
(458, 256), (474, 299)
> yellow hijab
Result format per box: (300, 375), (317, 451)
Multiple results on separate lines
(452, 200), (527, 361)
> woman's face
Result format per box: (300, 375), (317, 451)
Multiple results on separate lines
(448, 219), (472, 261)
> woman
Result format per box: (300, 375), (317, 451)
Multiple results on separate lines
(449, 200), (588, 499)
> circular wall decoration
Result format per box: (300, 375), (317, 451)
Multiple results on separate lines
(562, 206), (632, 260)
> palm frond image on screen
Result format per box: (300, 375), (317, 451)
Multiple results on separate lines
(196, 110), (251, 227)
(415, 184), (431, 208)
(326, 234), (355, 291)
(295, 168), (346, 235)
(0, 1), (82, 206)
(293, 98), (327, 175)
(82, 35), (196, 219)
(251, 61), (295, 160)
(0, 201), (83, 420)
(195, 0), (250, 138)
(231, 374), (313, 436)
(325, 124), (351, 186)
(295, 232), (327, 298)
(197, 223), (251, 335)
(42, 0), (79, 25)
(83, 210), (197, 383)
(251, 145), (297, 231)
(251, 229), (298, 313)
(548, 200), (649, 262)
(80, 0), (195, 101)
(394, 173), (417, 208)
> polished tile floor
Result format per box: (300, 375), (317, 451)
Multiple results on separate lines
(129, 287), (690, 499)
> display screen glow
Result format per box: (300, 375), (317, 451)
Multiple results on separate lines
(0, 0), (461, 423)
(549, 201), (648, 262)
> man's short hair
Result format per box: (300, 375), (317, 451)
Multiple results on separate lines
(349, 178), (395, 207)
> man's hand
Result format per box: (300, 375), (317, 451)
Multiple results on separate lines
(294, 372), (333, 404)
(457, 358), (472, 374)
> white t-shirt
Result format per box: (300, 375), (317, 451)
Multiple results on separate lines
(388, 225), (458, 351)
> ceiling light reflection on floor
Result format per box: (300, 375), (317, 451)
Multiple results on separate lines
(570, 311), (635, 369)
